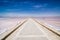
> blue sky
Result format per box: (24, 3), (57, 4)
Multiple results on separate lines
(0, 0), (60, 17)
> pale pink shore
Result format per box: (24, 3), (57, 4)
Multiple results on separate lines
(35, 17), (60, 32)
(0, 18), (25, 34)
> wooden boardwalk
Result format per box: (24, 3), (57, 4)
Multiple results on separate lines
(0, 18), (60, 40)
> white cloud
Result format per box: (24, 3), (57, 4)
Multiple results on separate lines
(6, 9), (21, 12)
(33, 3), (48, 8)
(33, 5), (42, 8)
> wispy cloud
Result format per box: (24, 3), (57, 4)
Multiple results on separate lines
(33, 5), (42, 8)
(6, 9), (21, 12)
(33, 3), (48, 8)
